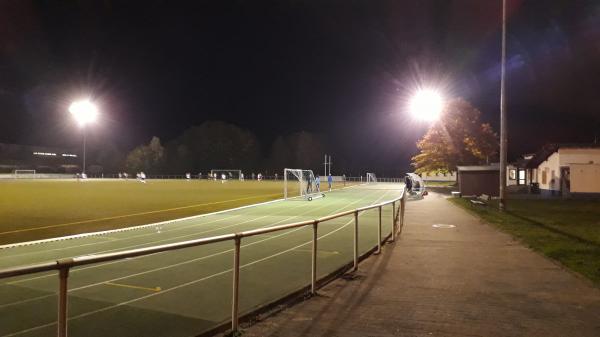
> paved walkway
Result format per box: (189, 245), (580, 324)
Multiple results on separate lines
(241, 192), (600, 337)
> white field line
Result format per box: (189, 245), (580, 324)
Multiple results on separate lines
(0, 195), (287, 250)
(0, 183), (360, 255)
(0, 185), (363, 262)
(3, 198), (315, 285)
(4, 189), (390, 337)
(0, 190), (384, 310)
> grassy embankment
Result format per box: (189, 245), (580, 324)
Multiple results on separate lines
(449, 197), (600, 285)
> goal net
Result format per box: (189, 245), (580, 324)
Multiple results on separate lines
(14, 170), (36, 179)
(366, 172), (377, 183)
(284, 168), (324, 200)
(210, 169), (243, 180)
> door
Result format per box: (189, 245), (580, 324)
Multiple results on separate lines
(560, 167), (570, 198)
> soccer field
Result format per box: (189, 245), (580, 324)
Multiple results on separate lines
(0, 182), (404, 337)
(0, 179), (305, 245)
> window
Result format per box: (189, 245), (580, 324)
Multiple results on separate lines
(541, 170), (547, 184)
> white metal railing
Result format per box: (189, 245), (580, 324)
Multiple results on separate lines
(0, 190), (406, 337)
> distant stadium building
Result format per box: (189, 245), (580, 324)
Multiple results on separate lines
(0, 143), (80, 173)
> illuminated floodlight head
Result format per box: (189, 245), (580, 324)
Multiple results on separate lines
(409, 89), (443, 122)
(69, 100), (98, 126)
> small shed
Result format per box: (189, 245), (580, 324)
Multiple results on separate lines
(457, 164), (500, 197)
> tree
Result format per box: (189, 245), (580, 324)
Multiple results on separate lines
(411, 98), (498, 173)
(166, 121), (260, 172)
(125, 136), (164, 173)
(267, 131), (324, 173)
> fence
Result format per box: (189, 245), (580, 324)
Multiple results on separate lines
(0, 190), (405, 336)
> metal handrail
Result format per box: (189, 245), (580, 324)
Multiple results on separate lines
(0, 190), (406, 337)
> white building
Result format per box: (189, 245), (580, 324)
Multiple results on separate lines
(520, 144), (600, 197)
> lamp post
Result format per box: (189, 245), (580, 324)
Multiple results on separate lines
(499, 0), (508, 211)
(69, 100), (98, 174)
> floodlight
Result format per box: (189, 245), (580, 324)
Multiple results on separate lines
(409, 89), (443, 122)
(69, 100), (98, 126)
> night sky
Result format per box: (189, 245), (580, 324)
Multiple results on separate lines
(1, 0), (599, 173)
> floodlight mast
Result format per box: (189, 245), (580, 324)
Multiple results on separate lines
(69, 100), (98, 174)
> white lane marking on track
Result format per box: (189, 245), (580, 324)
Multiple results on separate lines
(4, 191), (392, 337)
(0, 186), (357, 260)
(0, 189), (382, 310)
(3, 200), (311, 285)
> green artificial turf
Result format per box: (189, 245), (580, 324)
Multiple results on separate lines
(0, 184), (402, 337)
(449, 197), (600, 285)
(0, 180), (289, 244)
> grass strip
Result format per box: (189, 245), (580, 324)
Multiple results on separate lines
(448, 197), (600, 285)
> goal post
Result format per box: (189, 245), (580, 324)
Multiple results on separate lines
(13, 170), (36, 179)
(284, 168), (325, 200)
(366, 172), (377, 183)
(209, 169), (243, 180)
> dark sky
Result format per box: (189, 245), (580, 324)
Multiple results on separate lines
(1, 0), (599, 172)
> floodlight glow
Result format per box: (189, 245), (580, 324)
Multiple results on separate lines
(409, 89), (443, 122)
(69, 100), (98, 126)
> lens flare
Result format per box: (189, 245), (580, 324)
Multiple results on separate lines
(69, 100), (98, 126)
(409, 89), (443, 122)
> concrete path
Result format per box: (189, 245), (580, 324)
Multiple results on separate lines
(241, 192), (600, 337)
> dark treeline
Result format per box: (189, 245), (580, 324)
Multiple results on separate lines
(85, 121), (379, 176)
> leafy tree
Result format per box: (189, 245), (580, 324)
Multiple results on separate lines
(166, 121), (260, 172)
(268, 131), (324, 173)
(411, 98), (498, 173)
(125, 136), (164, 173)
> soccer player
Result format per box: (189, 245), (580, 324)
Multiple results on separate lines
(140, 172), (147, 183)
(328, 174), (333, 191)
(306, 174), (313, 194)
(315, 175), (321, 192)
(240, 172), (244, 181)
(186, 172), (191, 180)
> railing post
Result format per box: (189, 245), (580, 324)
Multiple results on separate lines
(353, 210), (359, 271)
(391, 201), (396, 242)
(376, 206), (382, 254)
(311, 221), (318, 295)
(58, 267), (69, 337)
(231, 237), (241, 333)
(400, 194), (406, 233)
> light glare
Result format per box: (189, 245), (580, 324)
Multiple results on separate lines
(69, 100), (98, 126)
(409, 89), (443, 122)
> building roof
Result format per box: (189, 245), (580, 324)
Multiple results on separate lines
(526, 143), (600, 168)
(457, 163), (500, 172)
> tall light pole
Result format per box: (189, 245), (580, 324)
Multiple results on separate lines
(69, 100), (98, 174)
(499, 0), (508, 211)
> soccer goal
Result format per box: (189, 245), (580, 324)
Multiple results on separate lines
(284, 168), (325, 201)
(210, 169), (242, 180)
(13, 170), (36, 179)
(366, 172), (377, 183)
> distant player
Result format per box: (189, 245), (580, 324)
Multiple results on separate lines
(328, 174), (333, 191)
(240, 172), (244, 181)
(186, 172), (191, 180)
(140, 171), (146, 183)
(257, 173), (262, 181)
(306, 174), (313, 194)
(315, 175), (321, 192)
(213, 172), (217, 181)
(221, 173), (226, 183)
